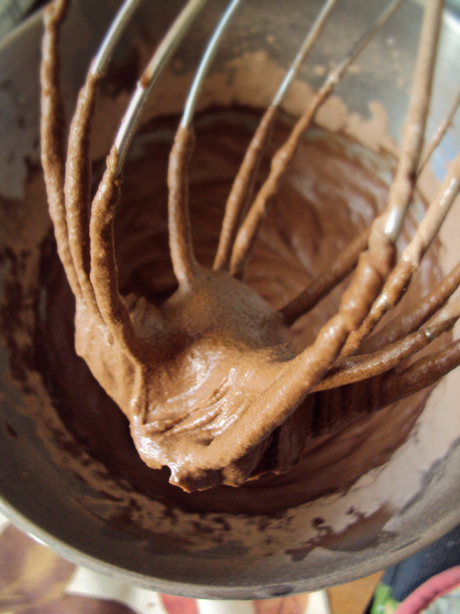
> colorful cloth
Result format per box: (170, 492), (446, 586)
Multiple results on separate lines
(369, 524), (460, 614)
(371, 569), (460, 614)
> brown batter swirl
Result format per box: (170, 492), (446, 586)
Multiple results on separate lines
(38, 106), (446, 506)
(39, 0), (460, 494)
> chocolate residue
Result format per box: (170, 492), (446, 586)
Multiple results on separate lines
(32, 107), (445, 514)
(31, 0), (460, 497)
(286, 506), (394, 561)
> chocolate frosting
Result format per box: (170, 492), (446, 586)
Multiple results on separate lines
(37, 107), (448, 509)
(38, 0), (459, 494)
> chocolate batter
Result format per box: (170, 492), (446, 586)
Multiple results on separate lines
(38, 0), (460, 495)
(37, 106), (450, 508)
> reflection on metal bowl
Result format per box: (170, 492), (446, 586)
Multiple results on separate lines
(0, 0), (459, 599)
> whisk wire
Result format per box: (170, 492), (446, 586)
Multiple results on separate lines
(279, 80), (460, 328)
(181, 0), (243, 129)
(326, 0), (404, 87)
(382, 0), (444, 243)
(342, 148), (460, 357)
(41, 0), (80, 298)
(418, 84), (460, 175)
(91, 0), (142, 77)
(114, 0), (209, 174)
(167, 0), (243, 285)
(360, 259), (460, 354)
(213, 0), (338, 271)
(279, 0), (445, 344)
(228, 0), (405, 279)
(271, 0), (338, 107)
(254, 0), (448, 421)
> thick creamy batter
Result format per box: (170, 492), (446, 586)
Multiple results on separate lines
(37, 0), (460, 497)
(36, 107), (447, 511)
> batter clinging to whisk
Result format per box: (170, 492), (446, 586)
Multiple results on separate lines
(40, 0), (460, 492)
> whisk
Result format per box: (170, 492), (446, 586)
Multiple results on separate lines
(40, 0), (460, 492)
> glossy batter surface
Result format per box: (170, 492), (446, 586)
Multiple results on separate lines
(36, 108), (444, 510)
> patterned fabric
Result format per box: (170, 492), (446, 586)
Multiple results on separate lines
(396, 568), (460, 614)
(0, 511), (319, 614)
(380, 526), (460, 604)
(368, 524), (460, 614)
(423, 586), (460, 614)
(370, 582), (401, 614)
(370, 569), (460, 614)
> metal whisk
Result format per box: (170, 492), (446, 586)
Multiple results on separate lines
(40, 0), (460, 492)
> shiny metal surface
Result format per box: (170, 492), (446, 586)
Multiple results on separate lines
(0, 0), (459, 599)
(0, 0), (35, 40)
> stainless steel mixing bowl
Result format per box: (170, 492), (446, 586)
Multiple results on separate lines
(0, 0), (459, 599)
